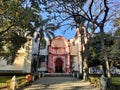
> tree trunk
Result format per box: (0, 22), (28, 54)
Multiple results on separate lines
(76, 23), (89, 81)
(79, 24), (89, 81)
(78, 37), (83, 74)
(83, 43), (89, 81)
(100, 26), (111, 86)
(37, 39), (41, 71)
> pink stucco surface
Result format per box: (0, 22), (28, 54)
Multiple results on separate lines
(48, 36), (70, 73)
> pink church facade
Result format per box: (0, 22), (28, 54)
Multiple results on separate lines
(32, 35), (83, 74)
(48, 36), (70, 73)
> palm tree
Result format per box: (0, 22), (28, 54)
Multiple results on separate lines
(33, 23), (56, 72)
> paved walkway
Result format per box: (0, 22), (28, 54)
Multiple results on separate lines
(22, 76), (100, 90)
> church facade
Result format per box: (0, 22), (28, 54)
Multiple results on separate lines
(48, 36), (70, 73)
(32, 35), (83, 74)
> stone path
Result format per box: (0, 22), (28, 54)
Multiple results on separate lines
(22, 76), (100, 90)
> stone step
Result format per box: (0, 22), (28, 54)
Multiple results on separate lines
(43, 73), (72, 77)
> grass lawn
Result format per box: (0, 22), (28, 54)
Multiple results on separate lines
(0, 76), (12, 82)
(0, 76), (26, 89)
(112, 77), (120, 85)
(0, 76), (12, 88)
(89, 75), (120, 88)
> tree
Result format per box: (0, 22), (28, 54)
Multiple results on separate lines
(88, 34), (102, 67)
(6, 32), (27, 64)
(32, 23), (56, 72)
(109, 37), (120, 68)
(109, 18), (120, 68)
(34, 23), (56, 56)
(88, 33), (114, 67)
(0, 0), (45, 64)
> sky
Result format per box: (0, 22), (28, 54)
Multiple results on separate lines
(32, 0), (120, 40)
(25, 0), (120, 39)
(41, 0), (120, 40)
(54, 27), (75, 39)
(41, 12), (76, 39)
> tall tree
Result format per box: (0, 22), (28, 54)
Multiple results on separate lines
(88, 33), (114, 67)
(0, 0), (45, 63)
(34, 23), (56, 57)
(32, 23), (56, 72)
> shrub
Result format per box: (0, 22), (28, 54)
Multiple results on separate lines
(89, 76), (101, 87)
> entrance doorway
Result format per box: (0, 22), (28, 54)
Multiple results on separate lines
(55, 58), (63, 73)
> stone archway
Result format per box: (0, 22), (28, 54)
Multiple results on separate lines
(55, 58), (63, 73)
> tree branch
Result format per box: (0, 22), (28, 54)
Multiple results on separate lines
(102, 0), (109, 26)
(89, 0), (94, 20)
(0, 24), (14, 35)
(94, 8), (104, 21)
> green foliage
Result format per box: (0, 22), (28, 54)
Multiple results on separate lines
(0, 0), (45, 63)
(88, 33), (114, 67)
(88, 34), (101, 67)
(6, 32), (27, 64)
(89, 76), (101, 87)
(88, 31), (120, 68)
(109, 31), (120, 68)
(0, 76), (12, 89)
(115, 29), (120, 36)
(0, 76), (12, 83)
(110, 17), (120, 68)
(107, 77), (120, 90)
(112, 77), (120, 85)
(110, 40), (120, 61)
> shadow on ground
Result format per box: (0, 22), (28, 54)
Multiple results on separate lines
(21, 77), (100, 90)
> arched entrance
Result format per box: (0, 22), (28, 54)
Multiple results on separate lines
(55, 58), (63, 73)
(48, 36), (70, 73)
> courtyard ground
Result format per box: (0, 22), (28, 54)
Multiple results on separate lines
(22, 76), (100, 90)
